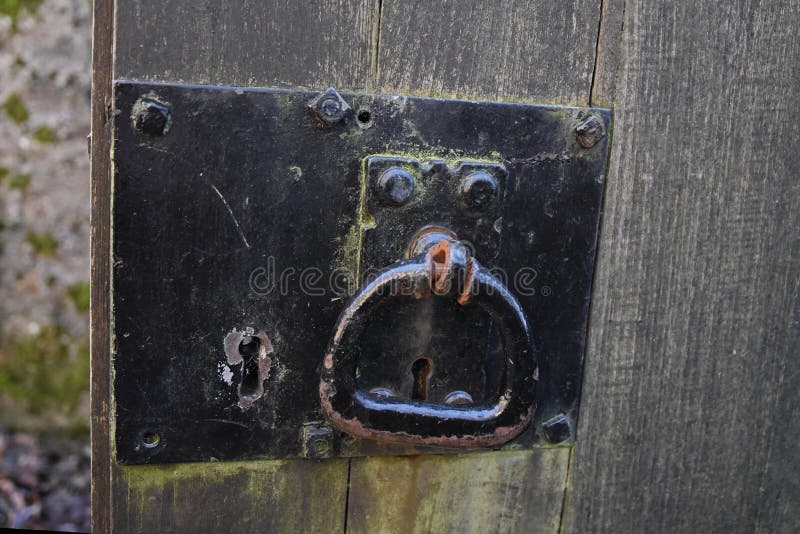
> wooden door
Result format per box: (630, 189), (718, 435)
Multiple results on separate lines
(91, 1), (800, 532)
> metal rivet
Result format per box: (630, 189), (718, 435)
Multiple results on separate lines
(461, 171), (498, 209)
(133, 99), (171, 136)
(444, 391), (474, 405)
(575, 115), (606, 148)
(378, 167), (416, 206)
(542, 414), (572, 444)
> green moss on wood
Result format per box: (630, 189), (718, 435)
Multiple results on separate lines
(116, 459), (349, 532)
(26, 231), (58, 255)
(2, 92), (29, 124)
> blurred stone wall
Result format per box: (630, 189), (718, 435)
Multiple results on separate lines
(0, 0), (92, 435)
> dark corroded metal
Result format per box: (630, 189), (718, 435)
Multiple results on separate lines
(112, 80), (611, 463)
(321, 239), (536, 446)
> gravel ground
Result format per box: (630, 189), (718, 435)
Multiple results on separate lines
(0, 427), (90, 532)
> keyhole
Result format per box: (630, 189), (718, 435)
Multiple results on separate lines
(411, 357), (433, 400)
(238, 336), (262, 400)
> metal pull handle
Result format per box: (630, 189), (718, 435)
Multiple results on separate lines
(320, 235), (536, 447)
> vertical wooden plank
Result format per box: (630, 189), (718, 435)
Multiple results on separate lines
(376, 0), (601, 104)
(115, 0), (379, 91)
(103, 1), (377, 531)
(90, 0), (115, 531)
(567, 0), (800, 532)
(347, 450), (570, 534)
(345, 2), (604, 532)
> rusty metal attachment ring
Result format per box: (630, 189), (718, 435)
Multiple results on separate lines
(320, 240), (537, 448)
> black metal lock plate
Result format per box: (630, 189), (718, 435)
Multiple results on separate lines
(111, 80), (610, 464)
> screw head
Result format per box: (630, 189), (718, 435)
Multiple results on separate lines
(542, 414), (572, 444)
(133, 99), (171, 136)
(378, 167), (416, 205)
(461, 171), (498, 209)
(309, 87), (351, 127)
(575, 115), (606, 148)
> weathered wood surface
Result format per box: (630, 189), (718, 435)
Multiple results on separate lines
(97, 0), (800, 531)
(113, 460), (348, 533)
(347, 449), (570, 534)
(376, 0), (600, 104)
(90, 0), (115, 532)
(115, 0), (377, 91)
(567, 1), (800, 532)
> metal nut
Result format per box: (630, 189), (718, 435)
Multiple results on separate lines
(378, 167), (416, 206)
(309, 87), (351, 127)
(542, 414), (572, 444)
(301, 423), (334, 459)
(133, 98), (171, 136)
(575, 115), (605, 148)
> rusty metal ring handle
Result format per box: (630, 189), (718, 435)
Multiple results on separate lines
(320, 239), (536, 448)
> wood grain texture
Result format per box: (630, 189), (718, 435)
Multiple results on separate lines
(376, 0), (601, 104)
(589, 0), (624, 107)
(347, 449), (570, 534)
(115, 0), (378, 91)
(567, 0), (800, 532)
(90, 0), (115, 531)
(113, 460), (349, 533)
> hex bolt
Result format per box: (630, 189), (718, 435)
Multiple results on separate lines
(309, 87), (351, 127)
(461, 171), (498, 209)
(301, 423), (334, 459)
(378, 167), (416, 206)
(575, 115), (606, 148)
(133, 98), (171, 136)
(542, 414), (573, 444)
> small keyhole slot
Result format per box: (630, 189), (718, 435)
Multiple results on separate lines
(238, 336), (262, 400)
(411, 357), (433, 401)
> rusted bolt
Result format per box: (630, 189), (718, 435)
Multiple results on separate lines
(378, 167), (416, 206)
(542, 414), (572, 444)
(444, 391), (474, 405)
(575, 115), (605, 148)
(309, 87), (351, 127)
(133, 98), (171, 136)
(301, 423), (334, 459)
(461, 171), (498, 209)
